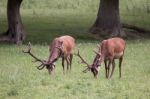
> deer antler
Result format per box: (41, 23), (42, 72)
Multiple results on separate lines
(23, 42), (48, 70)
(75, 49), (91, 73)
(97, 44), (100, 48)
(93, 49), (101, 56)
(75, 49), (90, 66)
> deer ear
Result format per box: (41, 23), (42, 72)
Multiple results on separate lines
(59, 41), (63, 45)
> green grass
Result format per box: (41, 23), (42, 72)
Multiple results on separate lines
(0, 0), (150, 99)
(0, 40), (150, 99)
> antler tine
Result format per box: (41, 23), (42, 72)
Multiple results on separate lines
(74, 49), (91, 73)
(27, 42), (31, 50)
(22, 42), (31, 53)
(93, 49), (101, 56)
(75, 49), (90, 66)
(82, 67), (90, 73)
(37, 64), (45, 70)
(97, 44), (100, 49)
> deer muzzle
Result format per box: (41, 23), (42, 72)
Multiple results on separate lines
(91, 67), (99, 78)
(46, 63), (55, 75)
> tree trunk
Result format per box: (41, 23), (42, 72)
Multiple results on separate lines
(123, 23), (150, 33)
(0, 0), (26, 44)
(90, 0), (125, 37)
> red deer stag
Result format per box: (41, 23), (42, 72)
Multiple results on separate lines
(76, 37), (126, 78)
(23, 35), (75, 74)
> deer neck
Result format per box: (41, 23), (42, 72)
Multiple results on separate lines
(48, 49), (60, 64)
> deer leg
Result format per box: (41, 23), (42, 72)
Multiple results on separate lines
(104, 59), (108, 78)
(62, 57), (65, 74)
(66, 57), (70, 72)
(119, 57), (123, 78)
(69, 54), (73, 71)
(107, 59), (112, 79)
(110, 59), (115, 78)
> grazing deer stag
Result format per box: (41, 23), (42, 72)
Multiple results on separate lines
(76, 37), (126, 78)
(23, 35), (75, 74)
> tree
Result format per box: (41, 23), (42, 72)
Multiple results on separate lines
(0, 0), (26, 44)
(90, 0), (126, 37)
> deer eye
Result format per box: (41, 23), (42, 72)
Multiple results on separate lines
(97, 64), (100, 67)
(54, 58), (58, 62)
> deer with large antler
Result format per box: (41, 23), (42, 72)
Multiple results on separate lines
(76, 37), (126, 78)
(23, 35), (75, 74)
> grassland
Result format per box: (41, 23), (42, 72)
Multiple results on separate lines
(0, 0), (150, 99)
(0, 39), (150, 99)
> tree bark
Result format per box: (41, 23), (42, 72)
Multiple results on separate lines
(0, 0), (26, 44)
(90, 0), (125, 37)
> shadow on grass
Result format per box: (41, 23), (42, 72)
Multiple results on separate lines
(0, 15), (150, 45)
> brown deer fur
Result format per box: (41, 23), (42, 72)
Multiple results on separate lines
(47, 35), (75, 74)
(77, 37), (126, 79)
(92, 37), (126, 78)
(23, 35), (75, 75)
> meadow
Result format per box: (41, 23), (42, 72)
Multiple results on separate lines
(0, 0), (150, 99)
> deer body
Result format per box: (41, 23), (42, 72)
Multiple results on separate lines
(96, 38), (126, 78)
(23, 35), (75, 75)
(76, 37), (125, 79)
(48, 35), (75, 74)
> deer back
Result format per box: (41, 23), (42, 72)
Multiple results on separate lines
(103, 38), (126, 59)
(59, 36), (75, 56)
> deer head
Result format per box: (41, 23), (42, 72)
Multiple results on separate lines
(91, 50), (102, 77)
(77, 37), (126, 79)
(23, 42), (57, 74)
(75, 48), (102, 78)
